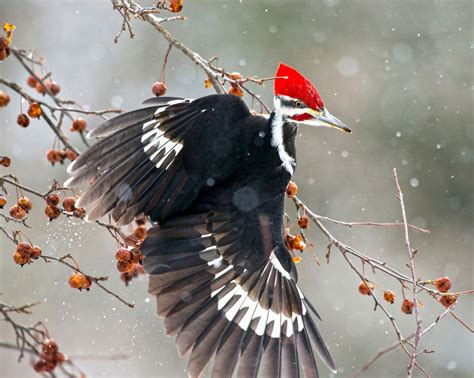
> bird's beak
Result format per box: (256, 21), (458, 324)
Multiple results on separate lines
(305, 108), (352, 134)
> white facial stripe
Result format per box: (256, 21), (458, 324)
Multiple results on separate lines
(271, 97), (296, 175)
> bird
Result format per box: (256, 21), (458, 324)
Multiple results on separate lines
(65, 62), (351, 377)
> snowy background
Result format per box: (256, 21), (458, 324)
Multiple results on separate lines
(1, 0), (473, 377)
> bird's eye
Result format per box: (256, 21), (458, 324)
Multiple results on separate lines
(294, 100), (303, 108)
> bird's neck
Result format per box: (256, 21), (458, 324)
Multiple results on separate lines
(271, 97), (297, 175)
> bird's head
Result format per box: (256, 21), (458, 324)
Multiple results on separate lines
(273, 62), (351, 134)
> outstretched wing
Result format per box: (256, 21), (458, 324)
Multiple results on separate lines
(65, 94), (250, 225)
(142, 184), (336, 377)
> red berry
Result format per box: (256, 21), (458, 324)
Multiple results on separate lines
(47, 81), (61, 96)
(44, 205), (61, 221)
(130, 248), (144, 264)
(358, 281), (374, 296)
(169, 0), (183, 13)
(27, 102), (42, 118)
(65, 148), (77, 161)
(35, 81), (47, 95)
(439, 295), (456, 308)
(0, 90), (10, 107)
(62, 196), (77, 212)
(70, 118), (87, 132)
(13, 251), (30, 266)
(0, 49), (7, 61)
(151, 81), (167, 96)
(17, 196), (33, 212)
(286, 180), (298, 198)
(68, 272), (92, 290)
(46, 193), (60, 206)
(26, 75), (38, 88)
(73, 207), (86, 218)
(0, 36), (8, 50)
(117, 260), (133, 273)
(55, 352), (65, 364)
(0, 195), (6, 209)
(229, 84), (244, 97)
(16, 241), (33, 256)
(401, 299), (415, 314)
(44, 360), (57, 372)
(298, 215), (309, 229)
(42, 339), (59, 355)
(383, 290), (396, 304)
(31, 245), (42, 259)
(115, 247), (132, 262)
(17, 113), (30, 128)
(434, 277), (452, 293)
(10, 204), (26, 220)
(0, 156), (11, 167)
(33, 360), (47, 373)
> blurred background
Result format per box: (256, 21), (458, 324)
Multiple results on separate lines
(0, 0), (472, 377)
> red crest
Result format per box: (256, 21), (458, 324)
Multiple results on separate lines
(274, 62), (324, 111)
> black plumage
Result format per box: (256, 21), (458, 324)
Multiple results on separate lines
(66, 94), (336, 377)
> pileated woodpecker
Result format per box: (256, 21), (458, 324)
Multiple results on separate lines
(65, 62), (350, 377)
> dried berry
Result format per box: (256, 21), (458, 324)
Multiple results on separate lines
(0, 49), (7, 61)
(0, 156), (11, 167)
(27, 102), (42, 118)
(55, 352), (65, 364)
(65, 148), (77, 161)
(73, 207), (86, 218)
(17, 196), (33, 212)
(358, 281), (374, 296)
(26, 75), (38, 88)
(31, 245), (42, 259)
(47, 81), (61, 96)
(292, 256), (302, 263)
(439, 295), (456, 308)
(291, 234), (307, 251)
(35, 81), (47, 95)
(42, 339), (59, 355)
(16, 113), (30, 128)
(151, 81), (167, 97)
(44, 360), (57, 373)
(115, 247), (132, 262)
(9, 204), (26, 220)
(62, 196), (76, 212)
(133, 225), (147, 240)
(0, 195), (6, 208)
(0, 36), (8, 50)
(46, 193), (61, 206)
(286, 180), (298, 198)
(46, 149), (65, 165)
(204, 78), (211, 89)
(33, 360), (47, 373)
(401, 298), (415, 314)
(70, 118), (87, 132)
(298, 215), (309, 229)
(13, 251), (30, 266)
(169, 0), (183, 13)
(434, 276), (452, 293)
(16, 241), (33, 256)
(117, 260), (133, 273)
(130, 248), (144, 264)
(383, 290), (396, 304)
(229, 84), (244, 97)
(68, 272), (91, 290)
(44, 205), (61, 221)
(229, 72), (243, 81)
(0, 90), (10, 107)
(120, 263), (145, 286)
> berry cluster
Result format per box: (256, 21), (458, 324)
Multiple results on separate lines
(432, 276), (456, 308)
(44, 193), (85, 221)
(115, 246), (145, 285)
(9, 196), (33, 220)
(68, 272), (92, 291)
(13, 241), (42, 266)
(33, 339), (65, 373)
(46, 148), (77, 165)
(26, 75), (61, 96)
